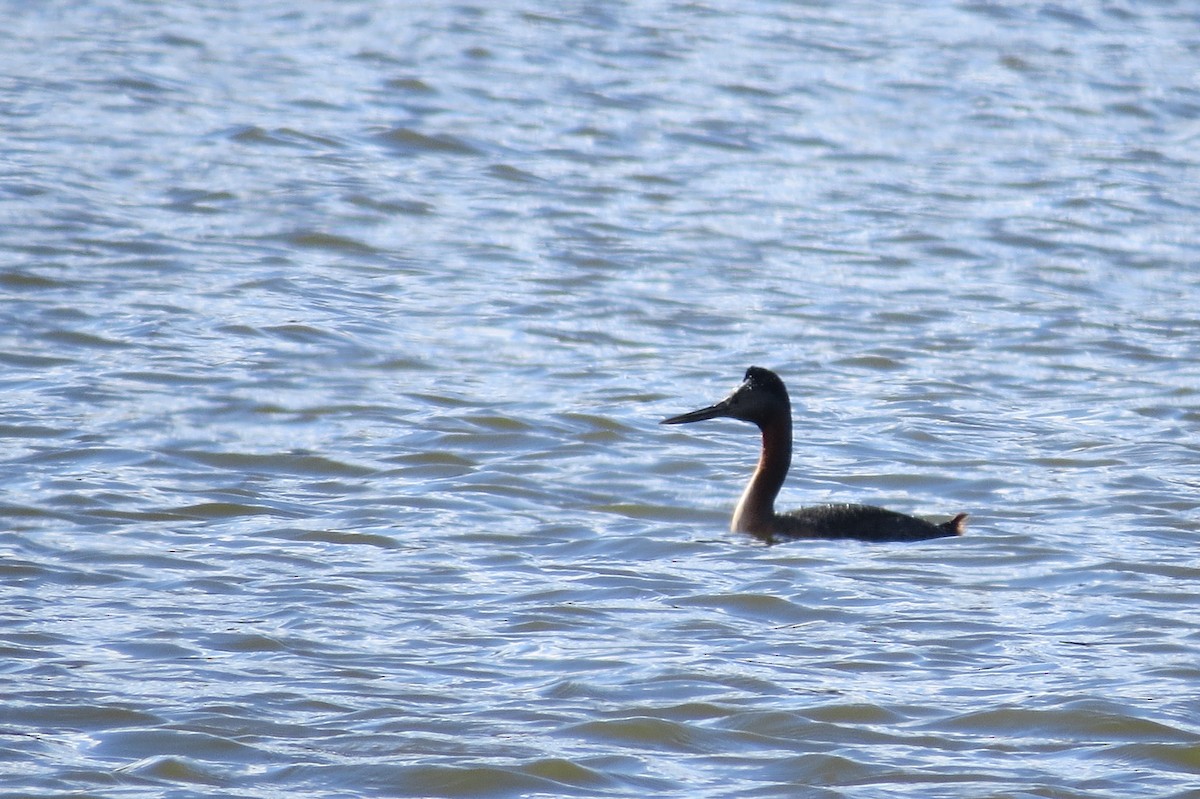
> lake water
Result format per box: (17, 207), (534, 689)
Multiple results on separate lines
(2, 1), (1199, 797)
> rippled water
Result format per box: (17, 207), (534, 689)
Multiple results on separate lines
(3, 1), (1199, 797)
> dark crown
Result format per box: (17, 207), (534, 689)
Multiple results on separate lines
(743, 366), (789, 399)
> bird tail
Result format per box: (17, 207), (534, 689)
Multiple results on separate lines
(941, 513), (968, 536)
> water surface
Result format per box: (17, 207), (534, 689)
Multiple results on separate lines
(2, 1), (1199, 797)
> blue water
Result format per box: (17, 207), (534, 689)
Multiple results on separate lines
(2, 1), (1199, 797)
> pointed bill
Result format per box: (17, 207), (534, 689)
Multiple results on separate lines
(660, 400), (733, 425)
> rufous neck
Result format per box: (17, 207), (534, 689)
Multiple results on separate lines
(731, 414), (792, 534)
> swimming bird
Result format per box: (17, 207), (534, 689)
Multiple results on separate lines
(661, 366), (966, 542)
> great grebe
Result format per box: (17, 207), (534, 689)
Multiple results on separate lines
(661, 366), (966, 542)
